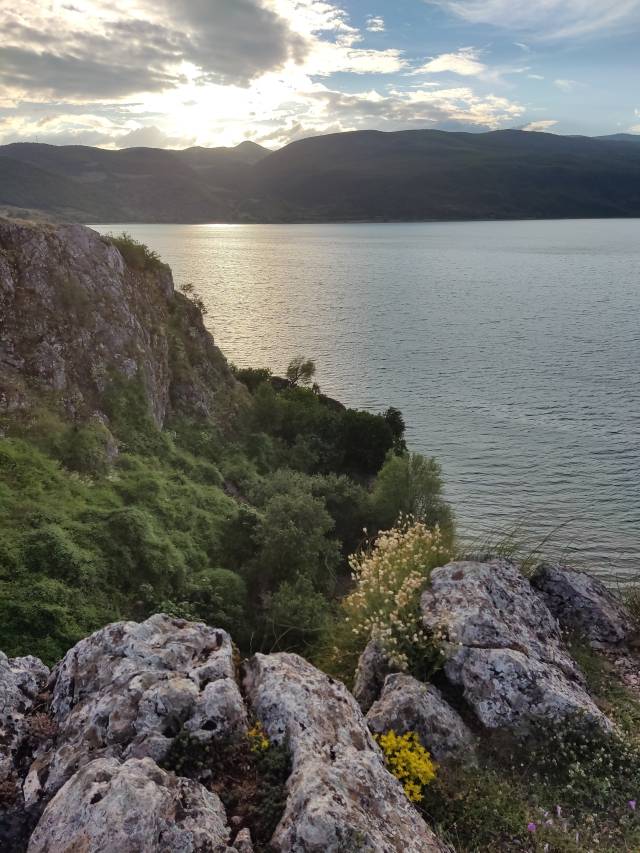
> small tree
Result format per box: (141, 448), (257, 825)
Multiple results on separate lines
(286, 356), (316, 387)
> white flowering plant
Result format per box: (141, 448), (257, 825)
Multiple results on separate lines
(329, 516), (450, 680)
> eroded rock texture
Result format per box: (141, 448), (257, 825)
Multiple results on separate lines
(421, 559), (610, 731)
(244, 652), (445, 853)
(24, 615), (247, 808)
(0, 654), (51, 848)
(366, 673), (477, 766)
(352, 639), (394, 713)
(27, 757), (234, 853)
(0, 219), (243, 424)
(531, 563), (634, 648)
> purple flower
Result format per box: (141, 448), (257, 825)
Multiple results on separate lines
(527, 822), (537, 833)
(629, 800), (637, 811)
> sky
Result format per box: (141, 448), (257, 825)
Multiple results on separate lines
(1, 0), (639, 150)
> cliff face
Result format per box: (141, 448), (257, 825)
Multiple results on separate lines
(0, 219), (245, 426)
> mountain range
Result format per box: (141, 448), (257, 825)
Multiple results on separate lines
(2, 129), (640, 223)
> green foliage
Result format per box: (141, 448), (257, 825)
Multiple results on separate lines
(371, 452), (454, 537)
(106, 232), (167, 272)
(285, 355), (316, 387)
(234, 366), (273, 392)
(265, 575), (332, 652)
(340, 409), (395, 477)
(162, 727), (291, 853)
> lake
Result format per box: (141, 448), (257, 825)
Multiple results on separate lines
(93, 220), (640, 582)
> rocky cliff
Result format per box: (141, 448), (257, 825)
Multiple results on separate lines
(0, 219), (246, 427)
(2, 559), (638, 852)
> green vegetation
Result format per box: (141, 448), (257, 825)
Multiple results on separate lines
(422, 715), (640, 852)
(162, 723), (290, 853)
(103, 232), (167, 272)
(0, 348), (452, 664)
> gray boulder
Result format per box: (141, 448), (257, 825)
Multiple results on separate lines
(27, 757), (235, 853)
(244, 652), (445, 853)
(531, 563), (635, 648)
(0, 653), (50, 784)
(421, 559), (610, 732)
(352, 639), (394, 712)
(366, 673), (477, 765)
(24, 614), (247, 807)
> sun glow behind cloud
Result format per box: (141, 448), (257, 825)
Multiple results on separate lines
(0, 0), (638, 147)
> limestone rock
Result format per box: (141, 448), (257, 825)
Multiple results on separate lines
(244, 652), (445, 853)
(24, 615), (247, 807)
(352, 639), (394, 712)
(0, 218), (244, 425)
(0, 653), (50, 783)
(27, 757), (234, 853)
(531, 563), (634, 648)
(421, 559), (610, 731)
(233, 827), (254, 852)
(0, 654), (51, 849)
(366, 673), (477, 765)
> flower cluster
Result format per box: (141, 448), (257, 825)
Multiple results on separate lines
(247, 721), (270, 752)
(343, 517), (449, 669)
(375, 730), (437, 802)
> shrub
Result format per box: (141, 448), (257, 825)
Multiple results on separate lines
(266, 575), (332, 652)
(340, 409), (395, 477)
(61, 420), (114, 475)
(325, 518), (450, 683)
(234, 366), (273, 393)
(106, 233), (166, 272)
(375, 730), (436, 802)
(372, 452), (454, 538)
(21, 524), (92, 584)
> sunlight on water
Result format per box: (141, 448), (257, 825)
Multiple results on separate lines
(94, 220), (640, 581)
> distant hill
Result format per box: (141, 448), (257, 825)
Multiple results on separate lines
(2, 130), (640, 222)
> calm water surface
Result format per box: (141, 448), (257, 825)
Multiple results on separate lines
(94, 221), (640, 581)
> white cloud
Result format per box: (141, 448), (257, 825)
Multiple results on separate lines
(366, 15), (385, 32)
(522, 119), (558, 131)
(0, 0), (528, 149)
(413, 47), (486, 76)
(426, 0), (640, 39)
(528, 74), (544, 80)
(554, 78), (579, 93)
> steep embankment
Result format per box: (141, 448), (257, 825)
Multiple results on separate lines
(0, 219), (244, 425)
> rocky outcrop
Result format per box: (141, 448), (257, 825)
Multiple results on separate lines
(0, 654), (51, 848)
(531, 563), (634, 648)
(24, 615), (247, 809)
(421, 559), (610, 732)
(366, 673), (477, 766)
(244, 652), (445, 853)
(0, 219), (244, 425)
(353, 639), (394, 713)
(0, 654), (49, 786)
(27, 757), (234, 853)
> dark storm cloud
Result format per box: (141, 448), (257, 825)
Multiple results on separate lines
(0, 45), (182, 98)
(0, 0), (308, 101)
(162, 0), (308, 85)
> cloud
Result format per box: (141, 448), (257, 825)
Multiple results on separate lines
(156, 0), (308, 86)
(554, 78), (580, 93)
(250, 84), (525, 147)
(426, 0), (640, 39)
(366, 15), (385, 32)
(528, 74), (544, 80)
(522, 119), (558, 131)
(413, 47), (486, 76)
